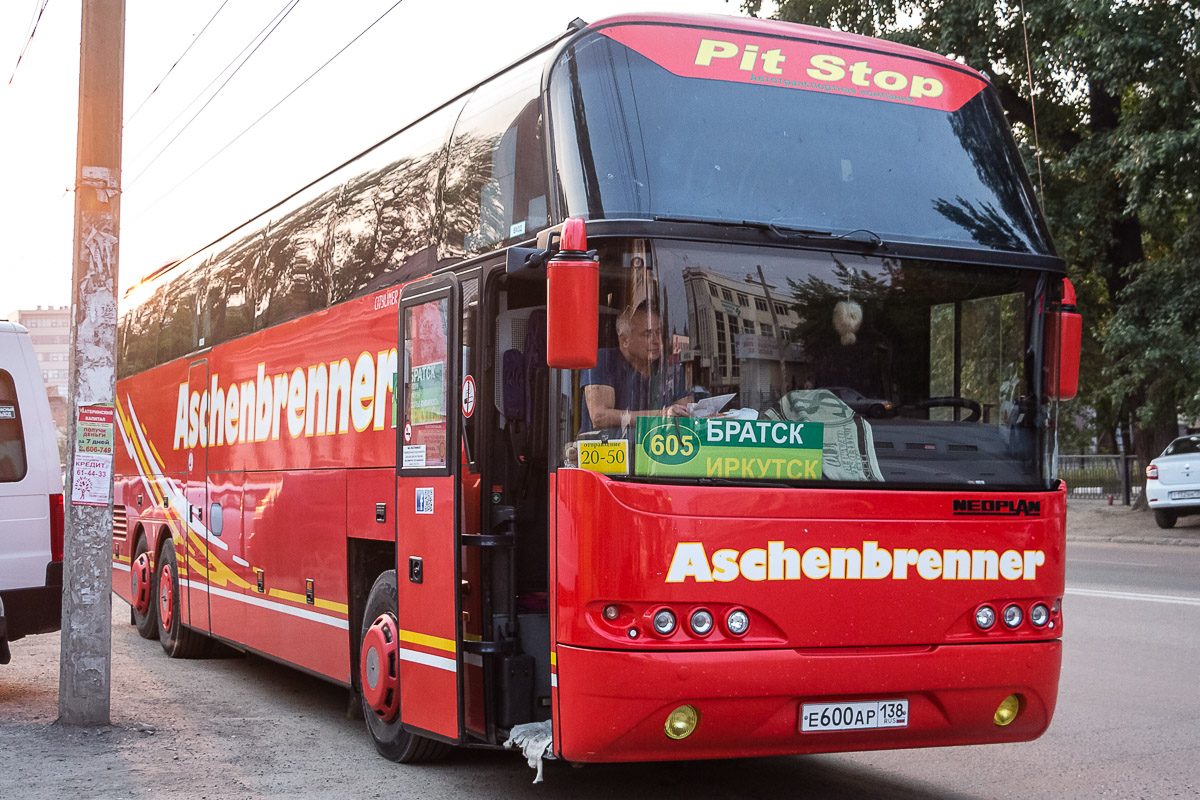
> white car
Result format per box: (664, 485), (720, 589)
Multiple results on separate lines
(1145, 434), (1200, 529)
(1, 322), (64, 664)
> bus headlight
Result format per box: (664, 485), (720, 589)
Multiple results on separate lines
(1002, 604), (1023, 628)
(1030, 603), (1050, 627)
(690, 609), (714, 636)
(726, 609), (750, 636)
(664, 704), (701, 740)
(975, 605), (996, 630)
(652, 609), (677, 635)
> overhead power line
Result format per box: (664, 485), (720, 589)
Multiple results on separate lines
(129, 0), (408, 223)
(7, 0), (52, 86)
(125, 0), (302, 188)
(124, 0), (232, 125)
(126, 0), (301, 166)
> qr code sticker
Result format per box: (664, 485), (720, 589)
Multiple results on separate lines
(415, 487), (434, 515)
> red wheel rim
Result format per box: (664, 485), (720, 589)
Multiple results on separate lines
(360, 613), (399, 722)
(132, 553), (152, 615)
(159, 563), (174, 631)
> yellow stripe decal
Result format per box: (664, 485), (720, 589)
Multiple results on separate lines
(399, 629), (457, 654)
(266, 588), (349, 614)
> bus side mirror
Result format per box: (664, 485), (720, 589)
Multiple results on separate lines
(1046, 278), (1082, 401)
(546, 219), (599, 369)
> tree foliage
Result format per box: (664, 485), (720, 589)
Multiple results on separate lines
(748, 0), (1200, 470)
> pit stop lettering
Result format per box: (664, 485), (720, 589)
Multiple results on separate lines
(694, 39), (945, 100)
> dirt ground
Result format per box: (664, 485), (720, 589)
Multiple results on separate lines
(1, 501), (1197, 799)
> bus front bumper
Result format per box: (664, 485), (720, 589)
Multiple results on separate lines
(553, 640), (1061, 763)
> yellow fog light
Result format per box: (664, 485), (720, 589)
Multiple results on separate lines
(664, 704), (701, 740)
(994, 694), (1021, 726)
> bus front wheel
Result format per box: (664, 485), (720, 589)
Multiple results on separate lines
(359, 570), (451, 763)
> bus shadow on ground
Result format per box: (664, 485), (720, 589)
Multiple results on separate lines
(450, 747), (981, 800)
(195, 649), (976, 799)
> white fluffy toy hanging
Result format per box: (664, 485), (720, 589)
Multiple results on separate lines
(833, 299), (863, 345)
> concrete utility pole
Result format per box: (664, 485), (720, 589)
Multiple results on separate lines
(59, 0), (125, 726)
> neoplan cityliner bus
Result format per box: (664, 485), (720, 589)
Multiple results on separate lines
(112, 13), (1080, 767)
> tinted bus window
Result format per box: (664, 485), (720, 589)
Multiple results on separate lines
(158, 259), (209, 362)
(442, 59), (549, 259)
(549, 27), (1052, 255)
(329, 103), (460, 299)
(118, 280), (163, 378)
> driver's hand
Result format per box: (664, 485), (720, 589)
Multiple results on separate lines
(665, 403), (690, 418)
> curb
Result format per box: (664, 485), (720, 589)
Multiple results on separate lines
(1066, 501), (1200, 546)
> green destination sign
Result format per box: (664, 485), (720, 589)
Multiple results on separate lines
(634, 417), (823, 479)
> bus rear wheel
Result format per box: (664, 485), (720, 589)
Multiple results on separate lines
(156, 540), (209, 658)
(131, 534), (158, 639)
(359, 570), (452, 763)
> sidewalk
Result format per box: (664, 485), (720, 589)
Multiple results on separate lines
(1065, 499), (1200, 547)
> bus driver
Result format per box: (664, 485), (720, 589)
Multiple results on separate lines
(579, 302), (692, 432)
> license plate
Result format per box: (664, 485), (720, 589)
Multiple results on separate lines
(801, 699), (909, 732)
(1169, 490), (1200, 500)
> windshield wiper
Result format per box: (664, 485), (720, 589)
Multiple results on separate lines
(653, 215), (883, 249)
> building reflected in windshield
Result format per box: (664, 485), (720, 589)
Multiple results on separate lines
(681, 267), (804, 409)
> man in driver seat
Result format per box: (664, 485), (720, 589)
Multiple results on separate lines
(579, 301), (691, 432)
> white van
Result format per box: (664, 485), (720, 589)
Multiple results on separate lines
(0, 321), (64, 664)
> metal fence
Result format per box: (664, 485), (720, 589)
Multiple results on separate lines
(1058, 454), (1144, 503)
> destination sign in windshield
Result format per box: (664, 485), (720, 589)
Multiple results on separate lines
(635, 417), (824, 479)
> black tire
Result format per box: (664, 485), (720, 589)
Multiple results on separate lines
(1154, 509), (1178, 529)
(156, 540), (209, 658)
(131, 534), (159, 639)
(359, 570), (452, 763)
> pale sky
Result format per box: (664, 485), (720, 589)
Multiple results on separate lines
(1, 0), (755, 316)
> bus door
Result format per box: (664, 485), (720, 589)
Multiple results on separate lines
(395, 275), (463, 743)
(185, 358), (211, 633)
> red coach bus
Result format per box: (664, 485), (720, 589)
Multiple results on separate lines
(112, 13), (1081, 767)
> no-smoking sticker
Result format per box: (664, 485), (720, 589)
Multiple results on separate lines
(462, 375), (476, 418)
(403, 422), (412, 443)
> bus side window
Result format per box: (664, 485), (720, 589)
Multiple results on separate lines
(158, 259), (209, 363)
(206, 250), (253, 347)
(441, 59), (548, 260)
(119, 281), (162, 378)
(328, 103), (459, 302)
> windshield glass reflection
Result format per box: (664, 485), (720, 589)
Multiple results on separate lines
(560, 239), (1051, 489)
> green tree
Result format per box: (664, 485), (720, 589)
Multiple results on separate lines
(748, 0), (1200, 499)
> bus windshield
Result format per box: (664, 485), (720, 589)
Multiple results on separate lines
(549, 23), (1053, 255)
(558, 239), (1052, 490)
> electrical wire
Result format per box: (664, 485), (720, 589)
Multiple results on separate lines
(128, 0), (408, 224)
(127, 0), (300, 165)
(1018, 0), (1045, 208)
(125, 0), (302, 189)
(7, 0), (51, 86)
(124, 0), (231, 126)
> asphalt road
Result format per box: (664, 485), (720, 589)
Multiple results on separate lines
(2, 508), (1198, 798)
